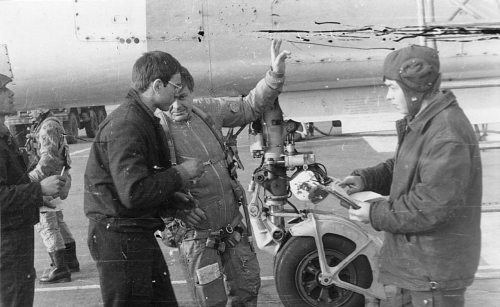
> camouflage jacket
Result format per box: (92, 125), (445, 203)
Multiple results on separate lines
(27, 113), (71, 211)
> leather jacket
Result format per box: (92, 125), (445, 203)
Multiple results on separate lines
(84, 89), (190, 232)
(354, 90), (482, 290)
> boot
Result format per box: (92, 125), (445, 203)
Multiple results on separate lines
(64, 242), (80, 272)
(39, 250), (71, 284)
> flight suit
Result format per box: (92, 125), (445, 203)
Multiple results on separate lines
(160, 70), (284, 307)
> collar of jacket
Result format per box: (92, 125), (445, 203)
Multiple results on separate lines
(165, 110), (193, 123)
(399, 90), (457, 135)
(126, 88), (159, 123)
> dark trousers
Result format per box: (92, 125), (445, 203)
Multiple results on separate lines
(394, 287), (466, 307)
(88, 221), (178, 307)
(0, 226), (36, 307)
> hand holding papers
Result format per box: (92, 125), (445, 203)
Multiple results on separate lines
(328, 183), (388, 210)
(349, 191), (388, 203)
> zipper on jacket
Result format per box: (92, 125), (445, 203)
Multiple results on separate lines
(185, 118), (228, 223)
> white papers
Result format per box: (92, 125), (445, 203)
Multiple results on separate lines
(350, 191), (388, 203)
(327, 183), (388, 209)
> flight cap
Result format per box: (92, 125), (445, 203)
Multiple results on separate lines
(383, 45), (441, 116)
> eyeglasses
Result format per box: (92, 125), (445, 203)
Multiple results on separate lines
(167, 81), (182, 94)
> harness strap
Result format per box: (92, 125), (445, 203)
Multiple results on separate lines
(186, 212), (243, 241)
(203, 152), (227, 167)
(192, 106), (227, 155)
(157, 109), (227, 167)
(193, 106), (253, 242)
(156, 111), (178, 165)
(157, 107), (253, 242)
(193, 106), (246, 170)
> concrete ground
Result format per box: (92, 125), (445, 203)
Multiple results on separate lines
(32, 122), (500, 307)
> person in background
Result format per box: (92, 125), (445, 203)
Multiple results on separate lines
(27, 108), (78, 284)
(0, 74), (67, 307)
(84, 51), (204, 307)
(338, 45), (482, 307)
(158, 39), (290, 307)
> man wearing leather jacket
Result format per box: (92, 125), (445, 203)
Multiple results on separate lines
(158, 39), (290, 306)
(84, 52), (205, 307)
(339, 45), (482, 307)
(0, 74), (67, 307)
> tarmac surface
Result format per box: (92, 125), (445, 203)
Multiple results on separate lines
(31, 121), (500, 307)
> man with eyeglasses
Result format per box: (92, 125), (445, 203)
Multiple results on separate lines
(84, 51), (205, 307)
(167, 80), (182, 93)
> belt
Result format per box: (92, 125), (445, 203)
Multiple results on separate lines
(187, 212), (243, 240)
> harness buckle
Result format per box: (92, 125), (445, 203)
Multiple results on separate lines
(225, 224), (234, 234)
(429, 281), (439, 290)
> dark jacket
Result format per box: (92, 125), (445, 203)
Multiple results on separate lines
(0, 131), (42, 232)
(353, 90), (482, 290)
(84, 89), (189, 232)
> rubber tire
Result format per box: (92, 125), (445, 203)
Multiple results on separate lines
(63, 112), (79, 144)
(274, 234), (373, 307)
(85, 109), (98, 138)
(95, 107), (107, 126)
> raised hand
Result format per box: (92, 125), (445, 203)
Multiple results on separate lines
(271, 39), (291, 74)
